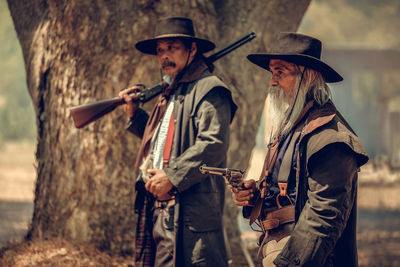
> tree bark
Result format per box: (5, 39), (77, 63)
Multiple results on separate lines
(7, 0), (310, 264)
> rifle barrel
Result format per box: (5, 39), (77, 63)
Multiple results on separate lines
(136, 83), (163, 103)
(206, 32), (256, 62)
(70, 32), (256, 128)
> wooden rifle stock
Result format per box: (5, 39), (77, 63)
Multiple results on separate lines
(70, 32), (256, 129)
(70, 83), (163, 128)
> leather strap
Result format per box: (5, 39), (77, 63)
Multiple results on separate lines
(277, 128), (301, 185)
(249, 101), (314, 225)
(261, 205), (295, 231)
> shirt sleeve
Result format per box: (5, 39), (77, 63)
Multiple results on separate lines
(164, 88), (232, 192)
(274, 143), (358, 266)
(125, 108), (149, 138)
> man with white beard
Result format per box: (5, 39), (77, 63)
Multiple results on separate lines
(231, 33), (369, 267)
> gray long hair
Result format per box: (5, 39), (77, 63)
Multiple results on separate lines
(296, 66), (332, 106)
(264, 65), (332, 142)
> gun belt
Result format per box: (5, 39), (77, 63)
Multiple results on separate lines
(261, 205), (295, 231)
(154, 198), (175, 209)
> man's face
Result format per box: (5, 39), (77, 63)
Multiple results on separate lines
(156, 39), (196, 78)
(269, 59), (299, 98)
(264, 59), (304, 141)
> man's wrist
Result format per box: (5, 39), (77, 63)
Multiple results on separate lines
(125, 108), (149, 136)
(167, 186), (178, 196)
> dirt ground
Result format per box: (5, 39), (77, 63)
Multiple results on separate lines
(1, 142), (400, 266)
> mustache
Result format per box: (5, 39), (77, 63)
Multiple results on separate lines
(162, 60), (176, 68)
(268, 86), (285, 99)
(268, 86), (284, 93)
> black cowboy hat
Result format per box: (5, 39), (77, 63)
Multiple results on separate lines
(135, 17), (215, 55)
(247, 32), (343, 83)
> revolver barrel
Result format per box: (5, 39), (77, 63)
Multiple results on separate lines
(199, 165), (228, 176)
(199, 164), (245, 189)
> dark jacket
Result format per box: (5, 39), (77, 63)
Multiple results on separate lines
(273, 101), (368, 267)
(128, 58), (237, 266)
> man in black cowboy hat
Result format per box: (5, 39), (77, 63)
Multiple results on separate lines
(231, 32), (368, 266)
(119, 17), (236, 267)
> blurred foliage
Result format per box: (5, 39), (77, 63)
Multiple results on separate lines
(300, 0), (400, 49)
(300, 0), (400, 107)
(0, 1), (36, 143)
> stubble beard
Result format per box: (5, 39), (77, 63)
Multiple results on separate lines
(264, 78), (307, 143)
(161, 60), (178, 83)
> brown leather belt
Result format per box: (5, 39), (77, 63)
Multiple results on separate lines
(154, 198), (175, 209)
(261, 205), (295, 231)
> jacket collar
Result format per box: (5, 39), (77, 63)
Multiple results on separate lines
(177, 56), (209, 84)
(162, 57), (209, 97)
(302, 101), (337, 136)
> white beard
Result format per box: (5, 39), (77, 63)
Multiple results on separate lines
(264, 82), (307, 144)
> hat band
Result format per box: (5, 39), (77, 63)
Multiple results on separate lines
(153, 33), (195, 39)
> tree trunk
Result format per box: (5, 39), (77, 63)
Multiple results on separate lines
(7, 0), (310, 264)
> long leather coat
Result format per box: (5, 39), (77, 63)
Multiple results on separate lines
(273, 102), (368, 266)
(128, 58), (237, 266)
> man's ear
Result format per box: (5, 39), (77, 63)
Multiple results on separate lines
(190, 42), (198, 54)
(309, 69), (317, 83)
(188, 42), (198, 63)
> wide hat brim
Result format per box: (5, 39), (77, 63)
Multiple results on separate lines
(247, 32), (343, 83)
(247, 53), (343, 83)
(135, 17), (215, 55)
(136, 34), (215, 55)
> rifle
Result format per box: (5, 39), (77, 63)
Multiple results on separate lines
(199, 164), (246, 189)
(70, 32), (256, 128)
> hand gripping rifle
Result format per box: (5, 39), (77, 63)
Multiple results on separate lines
(199, 164), (246, 189)
(70, 32), (256, 129)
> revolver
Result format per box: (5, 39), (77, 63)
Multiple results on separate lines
(199, 164), (245, 189)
